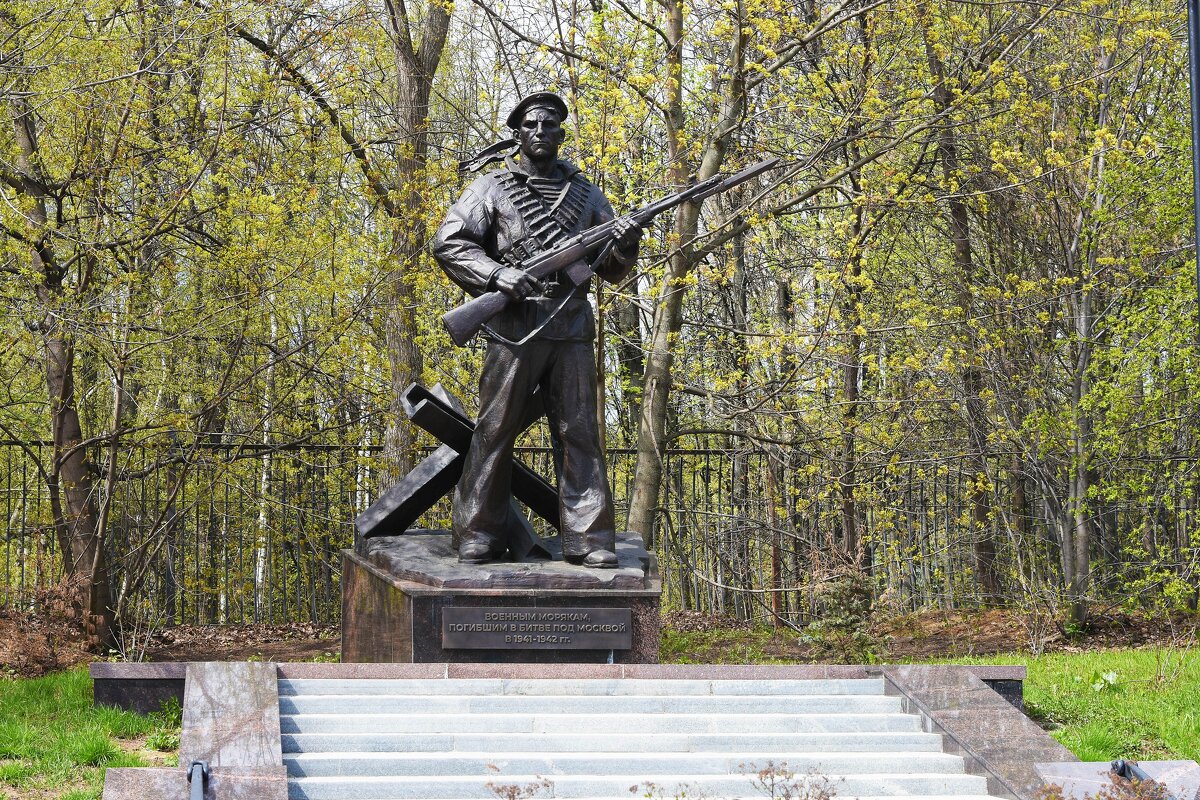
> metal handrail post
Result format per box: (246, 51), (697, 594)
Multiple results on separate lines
(187, 760), (209, 800)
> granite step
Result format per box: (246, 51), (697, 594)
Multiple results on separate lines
(279, 711), (926, 735)
(278, 677), (1005, 800)
(284, 772), (993, 800)
(277, 678), (886, 697)
(282, 751), (970, 779)
(278, 694), (903, 716)
(280, 731), (946, 754)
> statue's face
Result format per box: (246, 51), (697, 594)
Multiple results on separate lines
(516, 107), (565, 162)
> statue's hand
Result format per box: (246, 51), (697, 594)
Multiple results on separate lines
(612, 216), (643, 251)
(492, 266), (541, 300)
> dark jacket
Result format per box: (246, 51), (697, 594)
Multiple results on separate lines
(433, 158), (637, 343)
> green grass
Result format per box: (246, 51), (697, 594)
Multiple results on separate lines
(924, 648), (1200, 762)
(660, 626), (778, 664)
(0, 667), (179, 800)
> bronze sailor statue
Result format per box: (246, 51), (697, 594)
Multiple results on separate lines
(433, 92), (642, 568)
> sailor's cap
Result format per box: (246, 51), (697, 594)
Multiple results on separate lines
(506, 91), (570, 129)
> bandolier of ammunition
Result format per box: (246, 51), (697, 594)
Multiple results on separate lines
(495, 170), (592, 257)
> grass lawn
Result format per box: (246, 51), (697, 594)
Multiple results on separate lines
(948, 648), (1200, 763)
(0, 668), (179, 800)
(660, 626), (779, 664)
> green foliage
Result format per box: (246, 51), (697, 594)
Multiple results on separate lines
(2, 0), (1200, 628)
(1064, 723), (1127, 763)
(144, 695), (183, 752)
(153, 695), (183, 728)
(63, 730), (122, 767)
(0, 667), (167, 797)
(660, 626), (777, 664)
(800, 570), (882, 664)
(145, 727), (181, 753)
(59, 791), (103, 800)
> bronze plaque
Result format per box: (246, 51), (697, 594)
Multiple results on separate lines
(442, 606), (632, 650)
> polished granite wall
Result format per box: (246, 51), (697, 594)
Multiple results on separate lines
(883, 665), (1078, 800)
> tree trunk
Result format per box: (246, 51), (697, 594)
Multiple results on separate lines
(612, 294), (644, 444)
(839, 107), (868, 562)
(1063, 43), (1115, 628)
(840, 334), (861, 558)
(4, 44), (114, 645)
(840, 214), (864, 560)
(44, 325), (113, 645)
(919, 9), (1001, 603)
(381, 0), (452, 475)
(628, 0), (746, 544)
(1068, 290), (1094, 627)
(629, 238), (694, 544)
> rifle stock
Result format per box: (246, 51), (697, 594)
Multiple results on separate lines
(442, 290), (510, 347)
(440, 157), (780, 345)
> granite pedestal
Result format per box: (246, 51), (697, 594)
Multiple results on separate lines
(342, 532), (661, 663)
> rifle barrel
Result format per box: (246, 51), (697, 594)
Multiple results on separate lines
(698, 157), (781, 200)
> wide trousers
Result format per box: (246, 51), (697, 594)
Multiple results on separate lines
(452, 337), (616, 558)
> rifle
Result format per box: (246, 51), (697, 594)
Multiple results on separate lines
(440, 157), (781, 346)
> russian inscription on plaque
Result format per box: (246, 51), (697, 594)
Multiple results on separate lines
(442, 606), (633, 650)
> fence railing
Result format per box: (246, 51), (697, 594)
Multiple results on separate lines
(1, 441), (1196, 625)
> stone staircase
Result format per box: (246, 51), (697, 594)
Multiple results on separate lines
(278, 677), (1009, 800)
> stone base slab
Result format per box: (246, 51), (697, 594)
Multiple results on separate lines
(101, 767), (286, 800)
(91, 662), (187, 715)
(1036, 760), (1200, 800)
(356, 531), (656, 590)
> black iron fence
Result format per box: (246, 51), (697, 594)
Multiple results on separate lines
(1, 441), (1196, 626)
